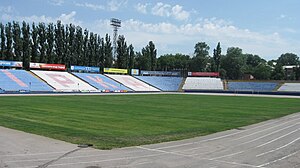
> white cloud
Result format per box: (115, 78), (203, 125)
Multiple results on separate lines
(48, 0), (64, 6)
(107, 0), (127, 11)
(151, 2), (190, 21)
(91, 18), (299, 59)
(152, 2), (171, 17)
(135, 3), (148, 14)
(75, 2), (105, 11)
(171, 5), (190, 21)
(0, 6), (14, 13)
(2, 11), (82, 26)
(278, 14), (286, 19)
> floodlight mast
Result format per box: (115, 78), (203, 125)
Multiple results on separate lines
(110, 18), (121, 61)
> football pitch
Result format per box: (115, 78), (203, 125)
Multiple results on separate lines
(0, 94), (300, 149)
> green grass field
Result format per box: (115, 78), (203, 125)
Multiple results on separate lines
(0, 94), (300, 149)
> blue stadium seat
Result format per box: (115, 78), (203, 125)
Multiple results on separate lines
(0, 69), (53, 92)
(135, 76), (183, 91)
(228, 82), (278, 91)
(73, 72), (131, 92)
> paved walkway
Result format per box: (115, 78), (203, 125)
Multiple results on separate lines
(1, 112), (300, 168)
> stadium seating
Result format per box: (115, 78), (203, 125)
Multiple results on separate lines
(0, 69), (53, 92)
(182, 77), (223, 90)
(73, 72), (132, 92)
(228, 82), (278, 91)
(106, 74), (160, 91)
(278, 83), (300, 92)
(135, 76), (183, 91)
(31, 70), (97, 92)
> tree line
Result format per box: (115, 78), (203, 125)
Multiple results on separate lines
(0, 20), (299, 80)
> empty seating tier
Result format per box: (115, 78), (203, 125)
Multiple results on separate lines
(228, 82), (278, 91)
(31, 70), (97, 92)
(278, 83), (300, 92)
(0, 69), (53, 92)
(106, 74), (160, 91)
(135, 76), (183, 91)
(73, 73), (131, 92)
(183, 77), (223, 90)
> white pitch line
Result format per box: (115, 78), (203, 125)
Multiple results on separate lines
(208, 158), (264, 168)
(238, 122), (300, 146)
(256, 128), (300, 148)
(210, 151), (245, 160)
(230, 117), (300, 142)
(137, 146), (262, 168)
(0, 150), (72, 157)
(6, 148), (151, 163)
(258, 149), (300, 167)
(16, 153), (166, 168)
(189, 127), (300, 160)
(256, 136), (300, 157)
(136, 146), (192, 157)
(156, 116), (300, 150)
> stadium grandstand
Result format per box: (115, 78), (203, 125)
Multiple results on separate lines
(0, 69), (53, 92)
(135, 76), (183, 91)
(73, 72), (131, 92)
(278, 83), (300, 92)
(182, 77), (224, 90)
(31, 70), (97, 92)
(106, 74), (160, 92)
(227, 82), (279, 92)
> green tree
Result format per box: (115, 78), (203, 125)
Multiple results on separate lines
(220, 47), (245, 79)
(38, 23), (47, 63)
(46, 23), (55, 63)
(22, 21), (31, 70)
(95, 35), (103, 67)
(213, 42), (221, 72)
(31, 22), (38, 62)
(128, 44), (135, 69)
(271, 63), (285, 80)
(253, 63), (272, 80)
(81, 29), (89, 65)
(0, 22), (5, 60)
(103, 33), (113, 67)
(54, 20), (64, 63)
(277, 53), (299, 66)
(148, 41), (157, 70)
(190, 42), (210, 71)
(116, 35), (128, 68)
(12, 21), (22, 61)
(5, 22), (13, 60)
(74, 26), (83, 65)
(135, 51), (150, 70)
(87, 32), (96, 66)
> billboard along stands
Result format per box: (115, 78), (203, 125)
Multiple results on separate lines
(106, 74), (160, 92)
(31, 70), (97, 92)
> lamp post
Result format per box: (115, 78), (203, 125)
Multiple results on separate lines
(110, 18), (121, 61)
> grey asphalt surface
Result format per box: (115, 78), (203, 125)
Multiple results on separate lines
(1, 93), (300, 168)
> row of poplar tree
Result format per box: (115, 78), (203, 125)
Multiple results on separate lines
(0, 20), (157, 70)
(1, 20), (299, 80)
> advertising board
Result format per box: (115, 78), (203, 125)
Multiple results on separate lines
(0, 60), (23, 68)
(70, 65), (100, 73)
(104, 68), (128, 74)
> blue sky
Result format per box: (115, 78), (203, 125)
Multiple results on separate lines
(1, 0), (299, 60)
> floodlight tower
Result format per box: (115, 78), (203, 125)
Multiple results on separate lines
(110, 18), (121, 60)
